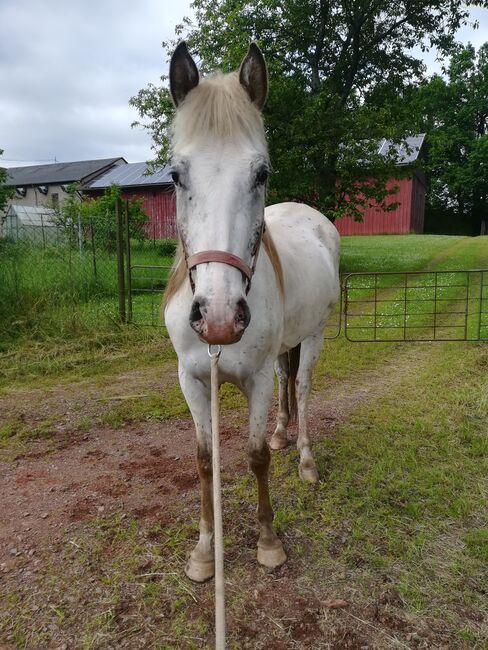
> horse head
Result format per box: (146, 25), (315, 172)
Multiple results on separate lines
(169, 42), (269, 345)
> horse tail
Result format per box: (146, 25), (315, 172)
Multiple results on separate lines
(288, 343), (301, 423)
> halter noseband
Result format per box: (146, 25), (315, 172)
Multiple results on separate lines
(183, 221), (266, 296)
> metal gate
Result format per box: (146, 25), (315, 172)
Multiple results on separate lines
(342, 269), (488, 342)
(115, 199), (173, 326)
(120, 210), (488, 344)
(127, 262), (172, 326)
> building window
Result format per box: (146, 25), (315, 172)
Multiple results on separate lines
(16, 187), (26, 197)
(51, 193), (59, 208)
(38, 185), (48, 195)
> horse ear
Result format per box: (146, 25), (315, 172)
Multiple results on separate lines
(239, 43), (268, 111)
(170, 41), (199, 107)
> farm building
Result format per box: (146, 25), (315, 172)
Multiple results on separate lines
(81, 136), (425, 240)
(4, 157), (127, 213)
(335, 134), (426, 235)
(82, 162), (176, 239)
(1, 204), (58, 243)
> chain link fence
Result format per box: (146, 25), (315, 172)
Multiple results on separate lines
(0, 203), (178, 341)
(0, 212), (120, 341)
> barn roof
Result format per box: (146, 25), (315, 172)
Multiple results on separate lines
(379, 134), (426, 164)
(82, 161), (173, 190)
(6, 158), (127, 186)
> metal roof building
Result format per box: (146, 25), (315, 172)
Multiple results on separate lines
(83, 162), (176, 239)
(378, 134), (426, 165)
(82, 161), (172, 190)
(7, 158), (127, 187)
(3, 157), (127, 214)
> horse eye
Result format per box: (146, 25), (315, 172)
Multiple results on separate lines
(171, 170), (180, 185)
(255, 168), (268, 186)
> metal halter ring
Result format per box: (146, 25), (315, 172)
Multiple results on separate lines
(208, 344), (223, 359)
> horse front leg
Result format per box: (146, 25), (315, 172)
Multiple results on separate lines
(179, 368), (215, 582)
(245, 366), (287, 569)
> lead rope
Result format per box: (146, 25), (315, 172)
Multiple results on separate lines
(208, 344), (226, 649)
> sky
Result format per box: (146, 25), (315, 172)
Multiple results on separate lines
(0, 1), (487, 169)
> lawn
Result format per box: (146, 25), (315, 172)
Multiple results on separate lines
(0, 233), (487, 648)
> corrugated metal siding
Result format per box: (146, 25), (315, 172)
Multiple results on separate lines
(335, 178), (415, 235)
(121, 189), (177, 238)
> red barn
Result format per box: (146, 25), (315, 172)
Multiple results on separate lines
(335, 134), (426, 236)
(82, 162), (177, 239)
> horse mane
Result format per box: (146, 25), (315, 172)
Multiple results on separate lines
(171, 72), (267, 151)
(163, 229), (284, 309)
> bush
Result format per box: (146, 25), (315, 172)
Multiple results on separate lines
(156, 239), (177, 257)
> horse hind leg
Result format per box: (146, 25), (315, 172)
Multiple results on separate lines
(270, 345), (300, 450)
(296, 334), (323, 484)
(270, 353), (290, 450)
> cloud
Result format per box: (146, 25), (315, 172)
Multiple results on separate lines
(1, 1), (487, 167)
(0, 0), (192, 165)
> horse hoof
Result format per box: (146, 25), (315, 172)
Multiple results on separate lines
(269, 433), (289, 450)
(185, 557), (215, 583)
(257, 542), (287, 569)
(299, 463), (319, 484)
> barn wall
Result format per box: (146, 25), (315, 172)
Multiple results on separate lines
(120, 188), (177, 239)
(410, 175), (426, 234)
(335, 177), (416, 236)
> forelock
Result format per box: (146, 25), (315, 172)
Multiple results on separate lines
(171, 72), (267, 153)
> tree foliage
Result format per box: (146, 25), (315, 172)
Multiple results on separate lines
(0, 150), (15, 214)
(130, 0), (486, 219)
(418, 43), (488, 234)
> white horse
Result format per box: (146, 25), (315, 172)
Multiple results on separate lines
(164, 42), (340, 582)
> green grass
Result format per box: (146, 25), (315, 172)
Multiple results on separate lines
(318, 235), (488, 384)
(0, 236), (173, 344)
(339, 234), (470, 273)
(2, 234), (487, 391)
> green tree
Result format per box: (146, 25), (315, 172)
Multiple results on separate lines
(419, 43), (488, 234)
(0, 150), (14, 214)
(57, 184), (149, 252)
(130, 0), (485, 219)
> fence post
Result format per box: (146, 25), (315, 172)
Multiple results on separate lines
(77, 212), (83, 257)
(90, 218), (97, 280)
(115, 198), (126, 323)
(125, 200), (133, 323)
(40, 214), (46, 248)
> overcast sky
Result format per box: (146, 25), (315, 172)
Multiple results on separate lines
(0, 1), (487, 168)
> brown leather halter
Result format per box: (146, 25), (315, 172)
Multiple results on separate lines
(183, 220), (266, 296)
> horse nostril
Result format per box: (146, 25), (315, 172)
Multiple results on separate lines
(235, 298), (251, 329)
(189, 297), (207, 325)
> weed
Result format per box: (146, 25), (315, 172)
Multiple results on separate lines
(464, 529), (488, 562)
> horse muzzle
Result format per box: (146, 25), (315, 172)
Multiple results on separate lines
(189, 296), (251, 345)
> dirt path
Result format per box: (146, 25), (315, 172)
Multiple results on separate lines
(2, 338), (480, 649)
(0, 343), (430, 566)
